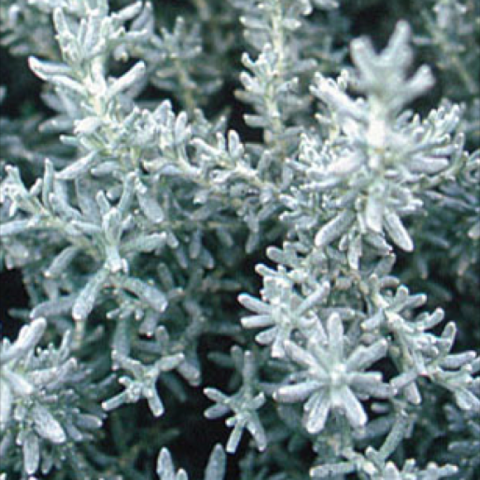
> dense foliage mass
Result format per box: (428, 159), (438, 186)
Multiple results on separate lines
(0, 0), (479, 479)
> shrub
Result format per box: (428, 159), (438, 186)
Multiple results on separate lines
(0, 0), (479, 478)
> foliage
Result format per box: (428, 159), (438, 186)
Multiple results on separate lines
(0, 0), (478, 479)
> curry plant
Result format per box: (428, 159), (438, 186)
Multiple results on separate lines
(0, 0), (478, 479)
